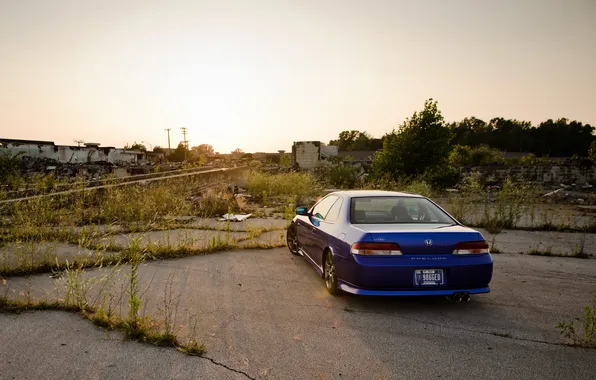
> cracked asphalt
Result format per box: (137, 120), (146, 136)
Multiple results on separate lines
(1, 248), (595, 380)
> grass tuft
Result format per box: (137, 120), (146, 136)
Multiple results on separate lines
(177, 341), (206, 356)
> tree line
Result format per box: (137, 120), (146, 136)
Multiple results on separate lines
(326, 99), (596, 188)
(330, 116), (594, 158)
(449, 117), (594, 157)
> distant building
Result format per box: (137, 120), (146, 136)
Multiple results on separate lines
(0, 138), (148, 165)
(291, 141), (338, 169)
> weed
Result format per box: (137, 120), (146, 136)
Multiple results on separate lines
(146, 331), (178, 346)
(92, 290), (115, 328)
(178, 341), (206, 356)
(0, 295), (188, 350)
(574, 232), (589, 258)
(448, 172), (483, 223)
(528, 249), (554, 257)
(161, 273), (180, 343)
(125, 237), (145, 334)
(62, 259), (114, 311)
(556, 295), (596, 348)
(283, 196), (297, 221)
(483, 209), (503, 252)
(0, 297), (77, 313)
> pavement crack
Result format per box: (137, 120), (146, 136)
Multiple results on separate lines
(200, 356), (256, 380)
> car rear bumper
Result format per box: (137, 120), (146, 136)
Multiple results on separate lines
(334, 253), (493, 292)
(338, 282), (490, 296)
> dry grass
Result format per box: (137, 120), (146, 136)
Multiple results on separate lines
(244, 170), (320, 205)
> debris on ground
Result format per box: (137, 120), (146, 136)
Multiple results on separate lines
(219, 213), (252, 222)
(544, 189), (563, 198)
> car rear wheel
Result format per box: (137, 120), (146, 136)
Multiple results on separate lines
(324, 252), (339, 295)
(286, 226), (300, 256)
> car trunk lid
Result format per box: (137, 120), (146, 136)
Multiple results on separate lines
(353, 224), (484, 254)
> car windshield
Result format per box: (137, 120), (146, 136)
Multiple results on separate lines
(350, 196), (455, 224)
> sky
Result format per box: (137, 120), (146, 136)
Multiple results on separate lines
(1, 0), (595, 153)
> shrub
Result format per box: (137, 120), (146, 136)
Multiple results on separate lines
(422, 164), (460, 189)
(402, 180), (433, 198)
(503, 157), (521, 166)
(589, 141), (596, 162)
(520, 153), (537, 166)
(449, 145), (502, 167)
(449, 145), (472, 167)
(469, 145), (502, 166)
(248, 160), (263, 168)
(329, 165), (359, 189)
(0, 152), (22, 189)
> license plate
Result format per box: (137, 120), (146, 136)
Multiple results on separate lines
(414, 269), (445, 286)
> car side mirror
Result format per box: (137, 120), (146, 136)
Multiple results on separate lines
(295, 206), (309, 216)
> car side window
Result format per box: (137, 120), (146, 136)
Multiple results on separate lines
(324, 198), (343, 223)
(311, 196), (338, 221)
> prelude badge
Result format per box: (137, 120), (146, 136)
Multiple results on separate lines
(424, 239), (433, 246)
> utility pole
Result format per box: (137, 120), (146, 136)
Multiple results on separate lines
(164, 128), (171, 153)
(180, 127), (189, 161)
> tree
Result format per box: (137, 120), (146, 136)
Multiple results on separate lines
(450, 116), (595, 157)
(373, 99), (451, 179)
(124, 142), (147, 151)
(153, 146), (165, 154)
(280, 154), (290, 166)
(191, 144), (214, 156)
(231, 148), (244, 158)
(329, 130), (378, 151)
(168, 142), (190, 162)
(532, 119), (594, 157)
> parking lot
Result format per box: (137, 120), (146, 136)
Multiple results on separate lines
(2, 246), (595, 380)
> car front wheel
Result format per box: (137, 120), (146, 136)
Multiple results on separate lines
(286, 226), (300, 256)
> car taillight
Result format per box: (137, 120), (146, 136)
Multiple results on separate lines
(453, 241), (490, 255)
(350, 242), (403, 256)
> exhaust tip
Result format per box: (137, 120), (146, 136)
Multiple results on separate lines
(452, 293), (463, 302)
(462, 293), (471, 302)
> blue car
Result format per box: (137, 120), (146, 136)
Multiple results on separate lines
(286, 190), (493, 300)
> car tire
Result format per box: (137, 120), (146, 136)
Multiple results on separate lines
(286, 226), (300, 256)
(324, 251), (340, 295)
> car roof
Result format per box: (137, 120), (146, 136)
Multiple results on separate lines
(326, 190), (425, 199)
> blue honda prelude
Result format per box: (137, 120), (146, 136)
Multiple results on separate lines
(286, 190), (493, 299)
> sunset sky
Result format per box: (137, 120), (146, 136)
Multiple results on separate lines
(1, 0), (595, 153)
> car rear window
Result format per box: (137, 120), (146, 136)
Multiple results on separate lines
(350, 196), (454, 224)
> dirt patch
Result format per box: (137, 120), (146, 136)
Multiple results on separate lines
(95, 229), (250, 249)
(0, 242), (119, 274)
